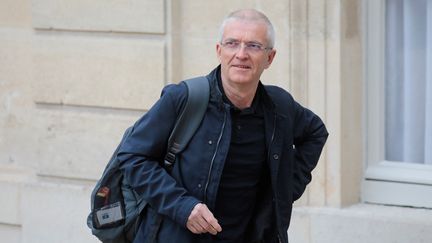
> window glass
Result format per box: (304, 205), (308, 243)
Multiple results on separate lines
(385, 0), (432, 164)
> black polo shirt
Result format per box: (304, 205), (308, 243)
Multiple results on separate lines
(212, 72), (268, 243)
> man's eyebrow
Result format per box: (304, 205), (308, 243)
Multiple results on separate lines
(223, 38), (239, 42)
(246, 40), (264, 45)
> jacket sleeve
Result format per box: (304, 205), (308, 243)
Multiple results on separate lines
(117, 84), (200, 228)
(291, 101), (328, 201)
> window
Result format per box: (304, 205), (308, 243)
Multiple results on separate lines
(363, 0), (432, 208)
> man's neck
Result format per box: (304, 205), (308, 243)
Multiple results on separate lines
(221, 79), (259, 109)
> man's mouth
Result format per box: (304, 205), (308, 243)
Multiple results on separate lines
(232, 65), (251, 69)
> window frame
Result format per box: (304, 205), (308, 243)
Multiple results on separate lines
(363, 0), (432, 209)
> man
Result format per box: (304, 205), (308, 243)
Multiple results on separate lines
(118, 9), (328, 243)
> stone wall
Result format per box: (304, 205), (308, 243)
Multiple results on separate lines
(1, 1), (431, 243)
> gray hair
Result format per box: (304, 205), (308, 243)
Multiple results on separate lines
(218, 9), (275, 48)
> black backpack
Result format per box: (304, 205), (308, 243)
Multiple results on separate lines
(87, 77), (209, 243)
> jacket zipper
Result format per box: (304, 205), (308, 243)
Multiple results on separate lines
(267, 114), (276, 165)
(203, 109), (227, 203)
(270, 115), (276, 148)
(268, 114), (281, 243)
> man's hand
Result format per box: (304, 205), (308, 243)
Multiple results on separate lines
(186, 203), (222, 235)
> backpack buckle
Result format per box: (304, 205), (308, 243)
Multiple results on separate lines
(164, 151), (176, 169)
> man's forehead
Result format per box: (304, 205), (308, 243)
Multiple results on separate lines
(222, 19), (268, 38)
(225, 18), (267, 28)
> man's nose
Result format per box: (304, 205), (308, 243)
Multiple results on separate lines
(235, 44), (249, 58)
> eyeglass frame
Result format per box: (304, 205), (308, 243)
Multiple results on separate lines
(220, 39), (273, 53)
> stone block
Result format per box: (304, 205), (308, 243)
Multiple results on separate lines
(179, 1), (254, 37)
(307, 1), (328, 206)
(0, 28), (33, 137)
(33, 105), (142, 180)
(0, 224), (21, 243)
(181, 37), (219, 79)
(0, 0), (31, 28)
(0, 181), (21, 225)
(310, 208), (432, 243)
(32, 34), (165, 110)
(31, 0), (165, 33)
(0, 29), (32, 90)
(21, 181), (100, 243)
(290, 204), (432, 243)
(0, 167), (36, 226)
(288, 209), (311, 243)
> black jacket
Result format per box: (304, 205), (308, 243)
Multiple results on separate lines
(118, 66), (328, 243)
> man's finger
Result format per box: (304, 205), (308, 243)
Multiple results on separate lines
(187, 203), (222, 235)
(195, 215), (218, 235)
(194, 215), (211, 233)
(200, 206), (222, 233)
(189, 219), (210, 234)
(205, 223), (219, 235)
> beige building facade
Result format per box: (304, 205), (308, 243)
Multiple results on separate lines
(1, 0), (431, 242)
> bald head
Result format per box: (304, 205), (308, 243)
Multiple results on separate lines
(218, 9), (275, 48)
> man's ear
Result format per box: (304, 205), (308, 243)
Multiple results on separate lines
(265, 49), (277, 68)
(216, 43), (222, 62)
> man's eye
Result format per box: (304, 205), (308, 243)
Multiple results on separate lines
(225, 41), (238, 47)
(247, 43), (262, 50)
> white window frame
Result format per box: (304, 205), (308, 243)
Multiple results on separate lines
(363, 0), (432, 209)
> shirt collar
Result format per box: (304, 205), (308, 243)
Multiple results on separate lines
(216, 68), (264, 115)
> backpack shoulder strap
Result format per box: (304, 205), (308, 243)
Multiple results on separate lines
(164, 76), (210, 169)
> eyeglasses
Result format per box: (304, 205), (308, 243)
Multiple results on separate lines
(220, 40), (272, 53)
